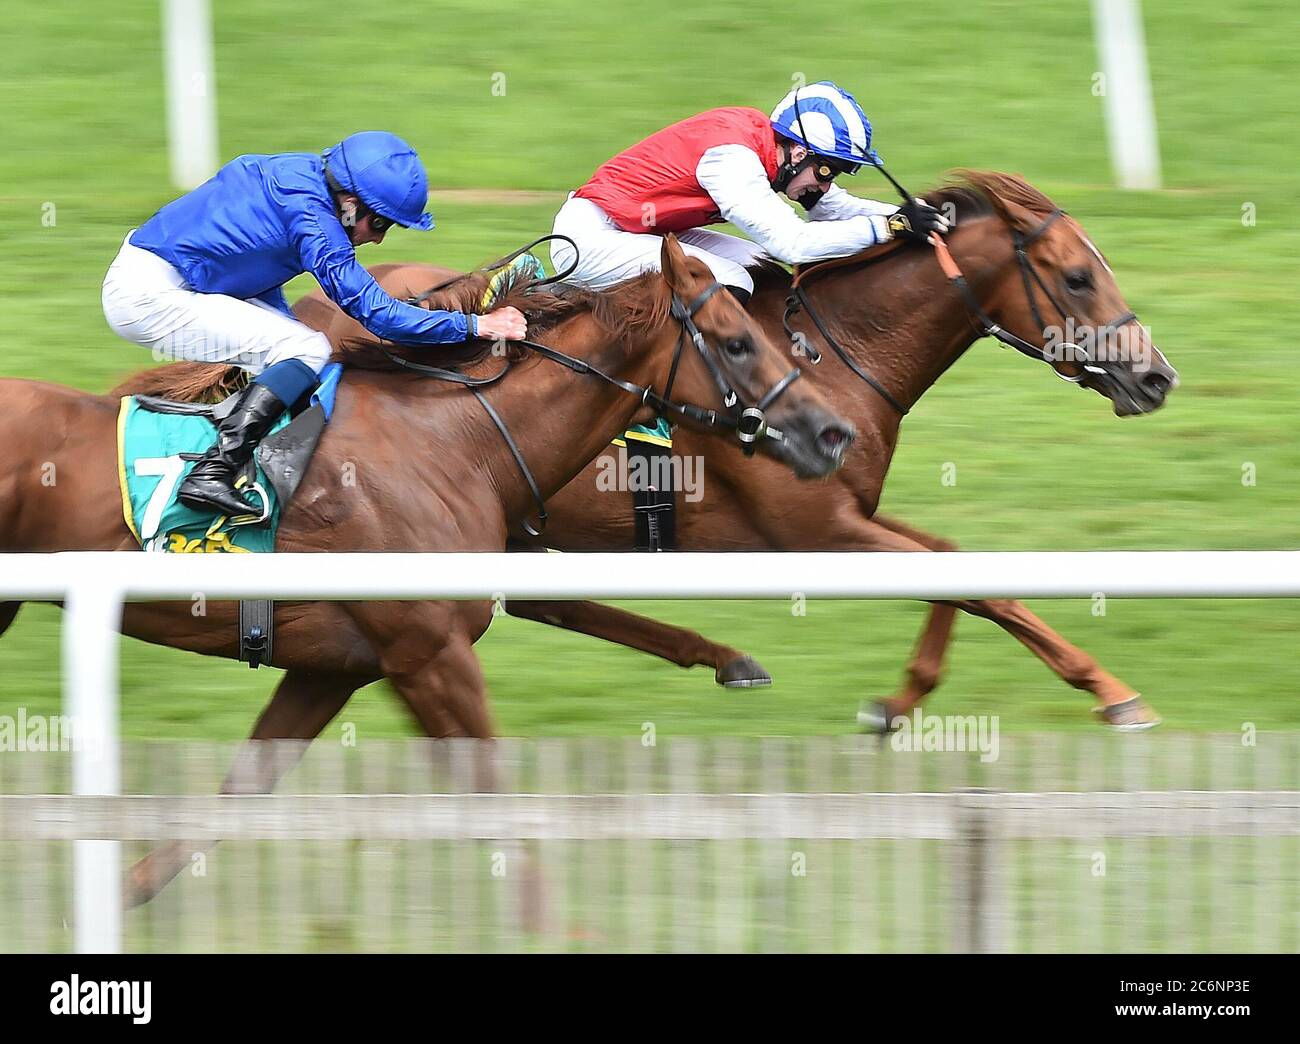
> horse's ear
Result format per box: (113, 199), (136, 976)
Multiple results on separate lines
(659, 234), (692, 295)
(982, 193), (1039, 236)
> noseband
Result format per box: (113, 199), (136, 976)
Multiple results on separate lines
(661, 282), (802, 454)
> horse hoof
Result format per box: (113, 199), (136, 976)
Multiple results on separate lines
(716, 656), (772, 688)
(1092, 695), (1162, 731)
(857, 700), (903, 734)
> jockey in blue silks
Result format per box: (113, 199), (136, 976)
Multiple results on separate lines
(103, 131), (528, 519)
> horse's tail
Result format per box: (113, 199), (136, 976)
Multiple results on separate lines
(109, 362), (247, 403)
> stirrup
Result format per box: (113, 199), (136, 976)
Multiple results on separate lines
(223, 478), (272, 528)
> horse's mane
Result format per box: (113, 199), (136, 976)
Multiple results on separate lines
(109, 261), (673, 402)
(334, 265), (671, 372)
(747, 168), (1054, 294)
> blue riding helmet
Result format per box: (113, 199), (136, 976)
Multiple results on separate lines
(322, 131), (435, 231)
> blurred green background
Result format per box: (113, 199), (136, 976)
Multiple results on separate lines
(1, 0), (1297, 737)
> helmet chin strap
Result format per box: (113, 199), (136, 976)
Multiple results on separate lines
(772, 142), (803, 194)
(773, 142), (828, 209)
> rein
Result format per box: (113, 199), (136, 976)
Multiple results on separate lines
(782, 207), (1141, 414)
(391, 262), (801, 536)
(405, 234), (580, 307)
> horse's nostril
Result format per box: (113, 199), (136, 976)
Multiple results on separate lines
(817, 424), (854, 455)
(1142, 372), (1172, 398)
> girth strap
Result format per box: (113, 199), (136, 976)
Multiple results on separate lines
(627, 440), (677, 552)
(239, 599), (273, 669)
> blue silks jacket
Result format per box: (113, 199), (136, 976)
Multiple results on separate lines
(131, 153), (474, 343)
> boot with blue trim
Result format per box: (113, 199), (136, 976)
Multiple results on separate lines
(177, 382), (287, 519)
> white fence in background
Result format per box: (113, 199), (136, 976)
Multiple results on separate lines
(163, 0), (218, 189)
(2, 549), (1298, 952)
(1, 737), (1297, 954)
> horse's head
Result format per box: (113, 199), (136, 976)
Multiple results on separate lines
(953, 172), (1179, 416)
(655, 234), (854, 476)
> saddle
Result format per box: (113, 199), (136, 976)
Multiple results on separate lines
(132, 361), (341, 512)
(120, 362), (343, 669)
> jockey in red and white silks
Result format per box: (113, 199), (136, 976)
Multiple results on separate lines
(551, 82), (950, 300)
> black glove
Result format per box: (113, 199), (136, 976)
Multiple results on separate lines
(888, 198), (948, 242)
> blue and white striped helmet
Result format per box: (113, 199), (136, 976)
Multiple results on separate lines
(770, 81), (881, 169)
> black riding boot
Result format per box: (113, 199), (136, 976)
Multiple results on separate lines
(177, 382), (287, 518)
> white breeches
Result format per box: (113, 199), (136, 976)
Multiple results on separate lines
(550, 194), (766, 294)
(101, 232), (332, 376)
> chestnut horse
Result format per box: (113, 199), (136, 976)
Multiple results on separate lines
(0, 236), (852, 903)
(267, 171), (1181, 730)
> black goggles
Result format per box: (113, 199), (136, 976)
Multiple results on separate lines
(809, 157), (862, 182)
(365, 210), (396, 233)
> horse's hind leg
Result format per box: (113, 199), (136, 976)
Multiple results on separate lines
(504, 598), (771, 687)
(125, 669), (367, 908)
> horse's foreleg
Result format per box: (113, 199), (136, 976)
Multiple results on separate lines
(359, 602), (549, 936)
(861, 515), (960, 725)
(941, 596), (1153, 727)
(504, 598), (771, 688)
(125, 669), (366, 908)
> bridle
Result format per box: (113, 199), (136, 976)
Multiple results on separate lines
(783, 207), (1141, 415)
(933, 208), (1139, 383)
(389, 255), (801, 536)
(663, 282), (802, 451)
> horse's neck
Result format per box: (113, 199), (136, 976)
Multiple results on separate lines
(783, 225), (1012, 428)
(398, 317), (667, 530)
(751, 222), (1012, 514)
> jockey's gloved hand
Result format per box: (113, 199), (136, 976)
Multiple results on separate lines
(887, 197), (951, 242)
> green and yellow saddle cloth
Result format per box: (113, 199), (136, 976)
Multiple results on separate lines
(117, 363), (342, 553)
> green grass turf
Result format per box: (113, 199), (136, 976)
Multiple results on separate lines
(1, 0), (1297, 738)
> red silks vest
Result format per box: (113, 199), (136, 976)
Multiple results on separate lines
(575, 107), (780, 234)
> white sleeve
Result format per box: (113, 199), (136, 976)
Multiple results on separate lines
(807, 183), (900, 223)
(694, 144), (890, 265)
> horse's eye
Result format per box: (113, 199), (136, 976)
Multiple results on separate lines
(1065, 269), (1093, 294)
(724, 336), (752, 358)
